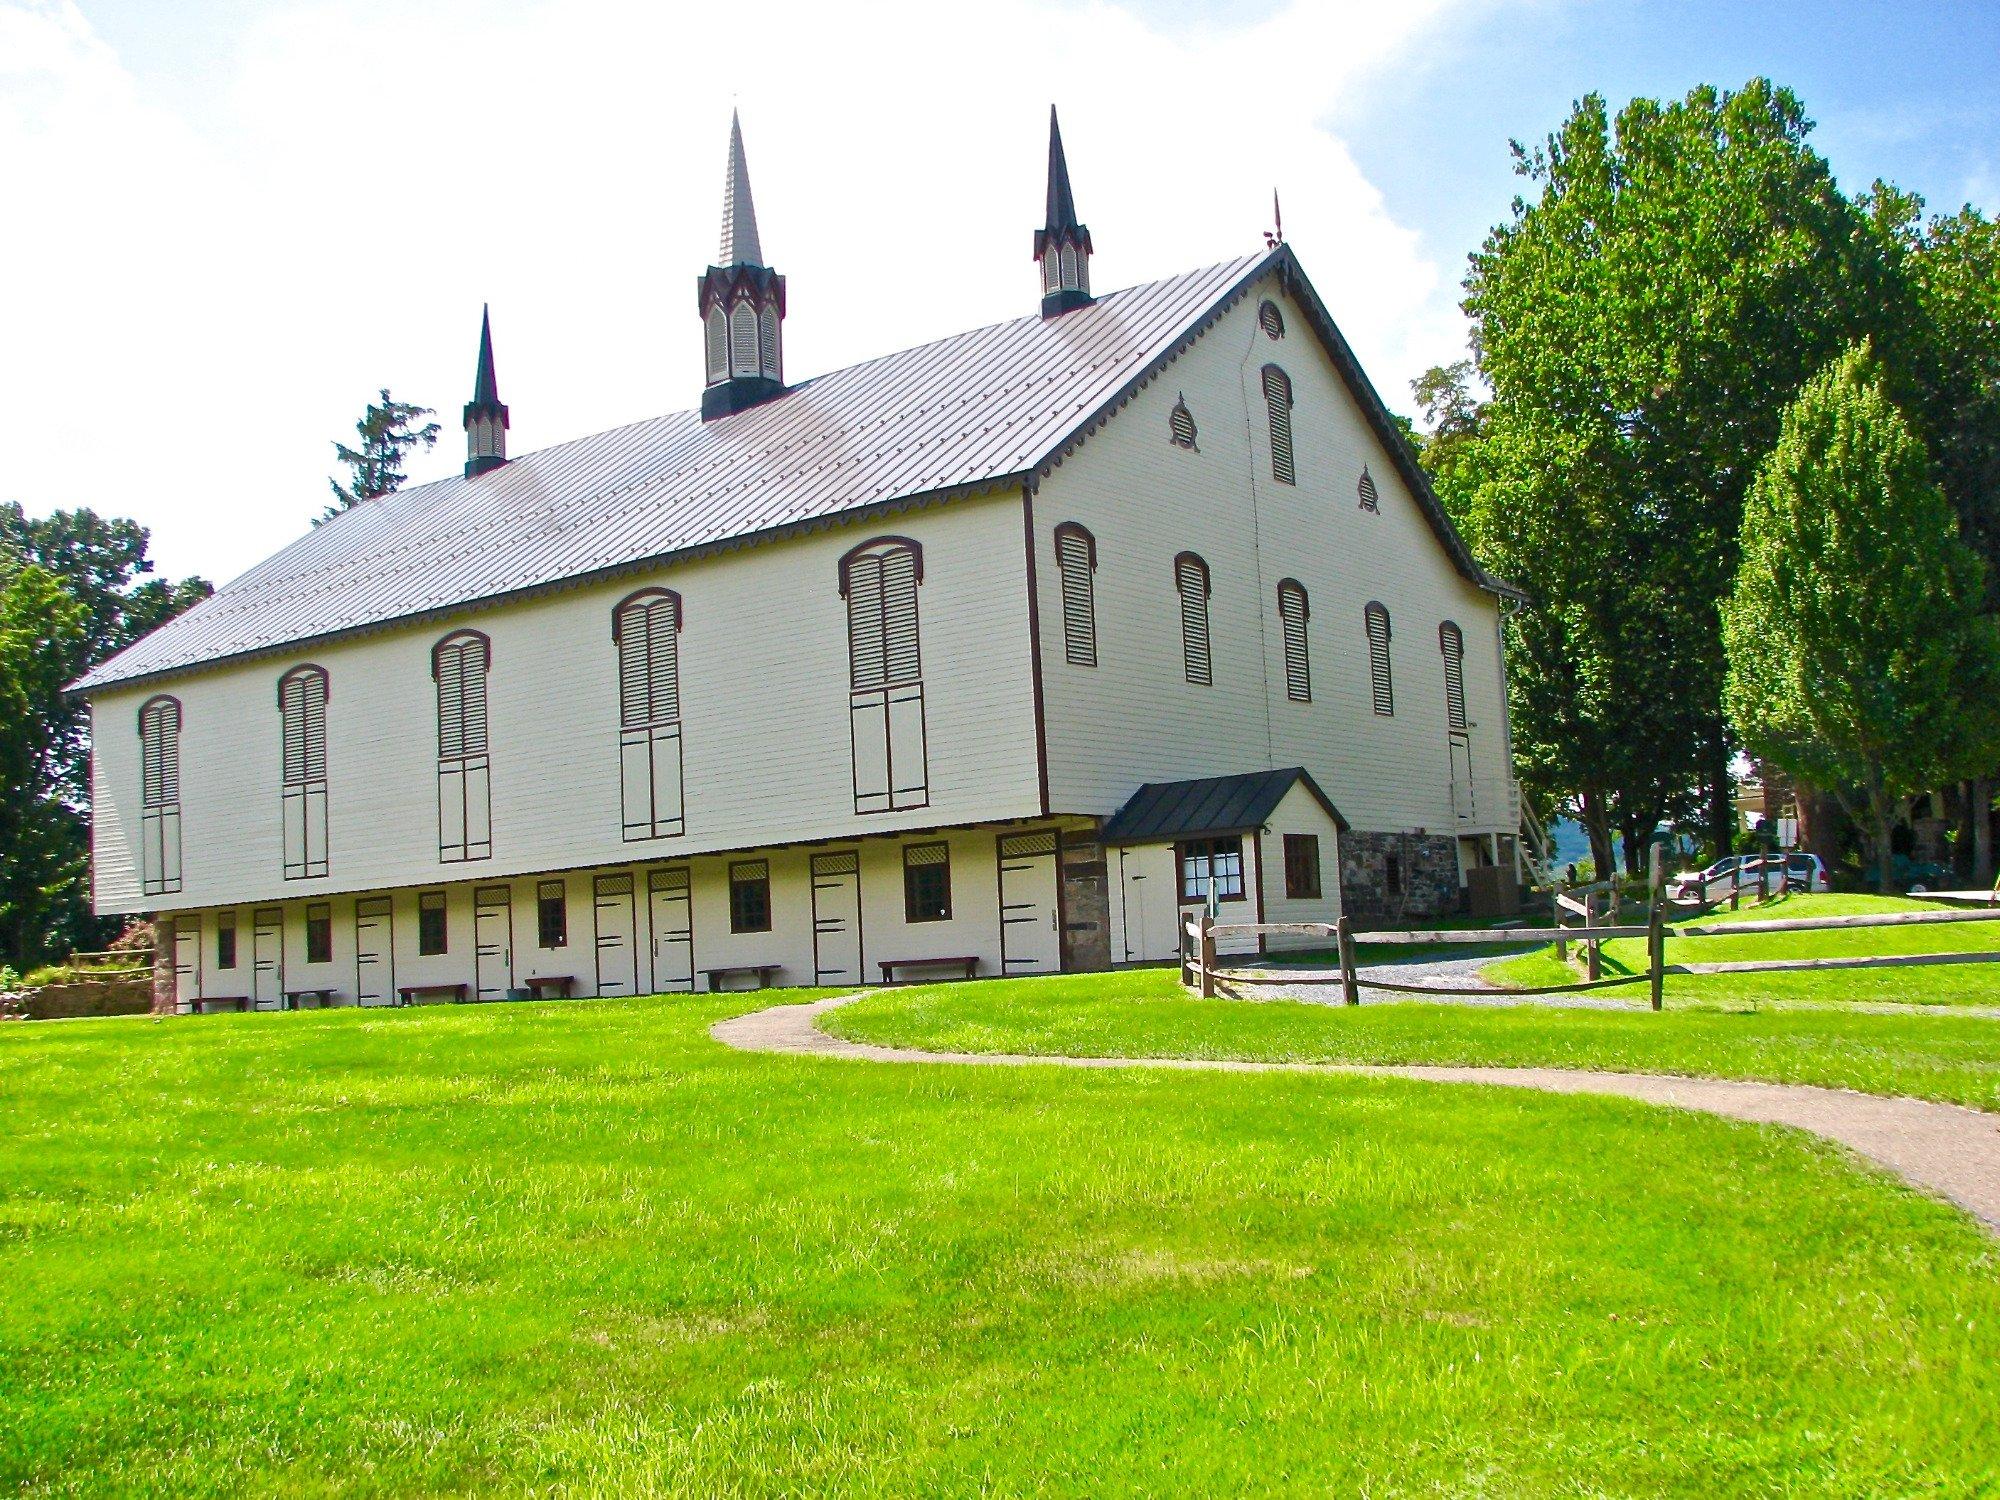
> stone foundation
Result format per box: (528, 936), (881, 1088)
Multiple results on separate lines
(1340, 831), (1461, 920)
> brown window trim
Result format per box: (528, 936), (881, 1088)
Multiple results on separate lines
(304, 902), (333, 965)
(837, 535), (925, 597)
(902, 841), (953, 923)
(1176, 836), (1247, 903)
(729, 860), (772, 934)
(537, 879), (568, 948)
(417, 890), (448, 956)
(1283, 833), (1322, 900)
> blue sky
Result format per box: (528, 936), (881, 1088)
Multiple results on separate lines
(4, 0), (1995, 581)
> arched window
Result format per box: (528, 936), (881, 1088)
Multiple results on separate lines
(1277, 579), (1310, 703)
(1358, 466), (1380, 513)
(704, 306), (728, 383)
(138, 695), (182, 896)
(1262, 365), (1295, 485)
(1060, 243), (1079, 290)
(729, 301), (759, 378)
(841, 537), (928, 813)
(278, 665), (330, 880)
(1364, 602), (1394, 716)
(433, 630), (492, 862)
(1169, 395), (1198, 451)
(1043, 250), (1061, 295)
(1175, 551), (1212, 686)
(1053, 523), (1097, 668)
(615, 589), (685, 840)
(758, 305), (781, 380)
(1258, 300), (1285, 340)
(1439, 621), (1467, 732)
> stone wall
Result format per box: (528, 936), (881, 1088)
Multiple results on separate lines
(1340, 831), (1461, 920)
(3, 977), (154, 1021)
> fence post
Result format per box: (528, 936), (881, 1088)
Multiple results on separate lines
(1730, 865), (1742, 911)
(1180, 917), (1193, 990)
(1758, 855), (1770, 903)
(1198, 913), (1217, 1000)
(1648, 842), (1666, 1012)
(1584, 892), (1601, 982)
(1554, 877), (1568, 963)
(1336, 915), (1360, 1006)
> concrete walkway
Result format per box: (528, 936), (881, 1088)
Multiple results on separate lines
(712, 993), (2000, 1237)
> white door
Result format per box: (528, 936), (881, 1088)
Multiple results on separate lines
(474, 886), (513, 1001)
(594, 874), (638, 997)
(251, 908), (283, 1010)
(173, 919), (201, 1012)
(355, 897), (394, 1006)
(1117, 846), (1181, 963)
(647, 868), (695, 993)
(998, 830), (1062, 975)
(811, 851), (864, 986)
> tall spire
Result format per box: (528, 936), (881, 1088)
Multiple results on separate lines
(1034, 105), (1093, 317)
(697, 111), (787, 420)
(718, 109), (764, 267)
(462, 304), (509, 478)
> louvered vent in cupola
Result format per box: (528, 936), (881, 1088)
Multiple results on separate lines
(1169, 395), (1198, 451)
(1358, 466), (1380, 512)
(1258, 300), (1285, 339)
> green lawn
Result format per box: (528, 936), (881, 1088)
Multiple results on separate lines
(7, 995), (2000, 1493)
(1485, 892), (2000, 1007)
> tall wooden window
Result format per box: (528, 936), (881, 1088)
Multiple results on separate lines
(1262, 365), (1294, 485)
(1284, 834), (1322, 900)
(1053, 523), (1097, 668)
(842, 537), (928, 814)
(1175, 552), (1212, 686)
(1365, 602), (1394, 715)
(278, 665), (330, 880)
(418, 890), (448, 955)
(215, 910), (237, 970)
(433, 631), (492, 862)
(1277, 578), (1311, 702)
(138, 695), (182, 896)
(305, 902), (333, 964)
(537, 880), (568, 948)
(614, 588), (685, 841)
(903, 841), (952, 923)
(1439, 621), (1467, 731)
(730, 860), (771, 933)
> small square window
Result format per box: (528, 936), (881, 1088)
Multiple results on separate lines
(1284, 834), (1322, 900)
(1178, 837), (1245, 903)
(215, 912), (237, 970)
(305, 903), (333, 965)
(730, 861), (771, 934)
(903, 842), (952, 923)
(418, 891), (448, 955)
(537, 881), (568, 948)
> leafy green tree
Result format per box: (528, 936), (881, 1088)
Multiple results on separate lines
(324, 389), (440, 521)
(1460, 80), (1904, 865)
(1724, 343), (2000, 893)
(0, 505), (210, 965)
(1409, 361), (1485, 526)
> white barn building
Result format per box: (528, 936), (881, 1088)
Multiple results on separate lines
(77, 110), (1526, 1011)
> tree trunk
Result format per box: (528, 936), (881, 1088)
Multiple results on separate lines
(1579, 791), (1615, 881)
(1975, 776), (1995, 888)
(1867, 770), (1896, 896)
(1705, 717), (1734, 862)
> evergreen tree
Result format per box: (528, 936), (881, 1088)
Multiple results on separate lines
(324, 389), (441, 522)
(1724, 343), (2000, 893)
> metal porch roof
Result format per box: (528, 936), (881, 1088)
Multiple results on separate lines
(1100, 767), (1349, 845)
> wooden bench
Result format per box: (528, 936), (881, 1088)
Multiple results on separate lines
(284, 987), (339, 1010)
(397, 982), (468, 1006)
(702, 963), (783, 993)
(521, 975), (574, 1000)
(193, 996), (250, 1014)
(878, 956), (979, 984)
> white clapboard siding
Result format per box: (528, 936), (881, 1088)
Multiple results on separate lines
(1033, 274), (1512, 837)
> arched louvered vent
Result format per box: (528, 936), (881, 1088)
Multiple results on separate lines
(1364, 602), (1394, 716)
(704, 306), (728, 382)
(1169, 395), (1198, 451)
(433, 630), (493, 862)
(1174, 552), (1212, 687)
(138, 695), (183, 896)
(1358, 467), (1380, 512)
(758, 305), (781, 380)
(729, 301), (759, 378)
(1439, 620), (1467, 731)
(841, 537), (930, 813)
(1261, 365), (1294, 485)
(1277, 579), (1310, 703)
(1053, 523), (1098, 668)
(1258, 300), (1285, 340)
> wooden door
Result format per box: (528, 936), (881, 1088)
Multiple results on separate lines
(1117, 847), (1179, 963)
(998, 830), (1062, 975)
(473, 886), (513, 1001)
(354, 897), (394, 1006)
(173, 919), (201, 1012)
(647, 868), (695, 994)
(1449, 734), (1474, 822)
(251, 908), (283, 1010)
(810, 851), (864, 987)
(594, 874), (639, 997)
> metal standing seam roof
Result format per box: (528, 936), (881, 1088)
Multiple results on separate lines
(1099, 767), (1350, 845)
(73, 245), (1513, 694)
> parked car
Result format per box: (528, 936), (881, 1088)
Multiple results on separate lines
(1782, 854), (1832, 893)
(1667, 856), (1743, 902)
(1669, 853), (1829, 902)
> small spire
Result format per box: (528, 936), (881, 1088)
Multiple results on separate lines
(1265, 188), (1285, 250)
(463, 303), (509, 479)
(719, 109), (764, 268)
(1044, 105), (1080, 236)
(1033, 105), (1094, 318)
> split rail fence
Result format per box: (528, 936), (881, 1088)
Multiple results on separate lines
(1181, 846), (2000, 1011)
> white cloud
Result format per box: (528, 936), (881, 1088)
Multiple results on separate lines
(0, 0), (1493, 583)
